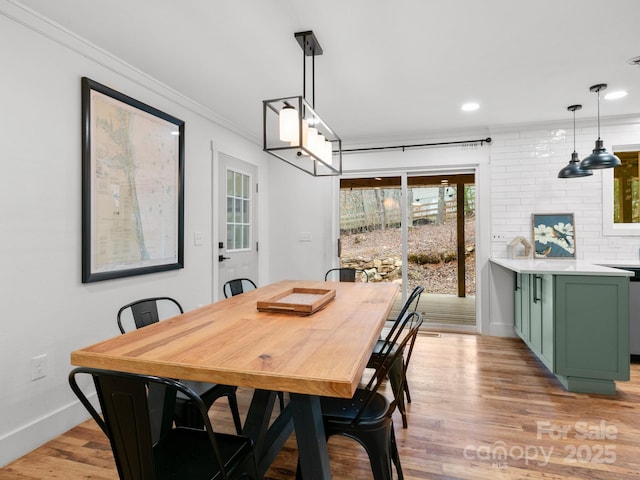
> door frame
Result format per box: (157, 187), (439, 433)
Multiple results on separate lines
(334, 167), (480, 330)
(211, 143), (260, 302)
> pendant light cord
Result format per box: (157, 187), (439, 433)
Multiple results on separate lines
(301, 33), (316, 109)
(573, 109), (576, 153)
(597, 88), (601, 140)
(312, 49), (315, 109)
(302, 41), (306, 103)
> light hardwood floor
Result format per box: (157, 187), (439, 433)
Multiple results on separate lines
(2, 332), (640, 479)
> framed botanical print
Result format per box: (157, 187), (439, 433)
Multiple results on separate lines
(531, 213), (576, 259)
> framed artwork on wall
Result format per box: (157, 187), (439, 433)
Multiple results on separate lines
(531, 213), (575, 259)
(81, 77), (185, 283)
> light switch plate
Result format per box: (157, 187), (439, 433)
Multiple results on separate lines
(194, 232), (203, 246)
(298, 232), (312, 242)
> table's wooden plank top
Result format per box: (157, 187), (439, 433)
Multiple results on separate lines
(71, 280), (399, 398)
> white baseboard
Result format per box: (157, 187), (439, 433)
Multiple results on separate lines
(0, 397), (94, 467)
(486, 323), (517, 337)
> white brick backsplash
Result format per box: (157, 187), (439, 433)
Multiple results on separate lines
(489, 120), (640, 261)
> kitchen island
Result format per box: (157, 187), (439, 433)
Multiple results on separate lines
(490, 258), (632, 395)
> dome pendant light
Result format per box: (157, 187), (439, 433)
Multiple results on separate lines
(558, 105), (593, 178)
(579, 84), (621, 170)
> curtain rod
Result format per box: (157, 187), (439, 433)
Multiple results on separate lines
(341, 137), (492, 154)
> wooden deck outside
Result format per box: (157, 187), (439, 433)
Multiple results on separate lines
(389, 291), (476, 328)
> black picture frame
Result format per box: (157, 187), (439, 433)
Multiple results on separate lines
(81, 77), (184, 283)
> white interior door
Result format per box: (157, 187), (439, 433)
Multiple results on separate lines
(218, 153), (258, 298)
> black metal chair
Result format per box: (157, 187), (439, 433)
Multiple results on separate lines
(69, 367), (258, 480)
(298, 312), (422, 480)
(117, 297), (243, 434)
(223, 278), (257, 298)
(367, 285), (425, 428)
(324, 267), (369, 282)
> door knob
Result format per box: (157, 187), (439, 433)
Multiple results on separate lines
(218, 255), (231, 262)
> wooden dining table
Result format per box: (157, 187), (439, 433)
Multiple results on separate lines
(71, 279), (399, 480)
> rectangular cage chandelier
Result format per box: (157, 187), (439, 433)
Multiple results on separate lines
(263, 31), (342, 177)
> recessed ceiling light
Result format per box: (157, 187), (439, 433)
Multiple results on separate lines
(461, 102), (480, 112)
(604, 90), (628, 100)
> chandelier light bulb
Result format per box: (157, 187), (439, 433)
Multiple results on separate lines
(279, 106), (298, 143)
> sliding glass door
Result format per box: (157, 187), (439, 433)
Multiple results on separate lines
(339, 173), (476, 327)
(339, 177), (402, 282)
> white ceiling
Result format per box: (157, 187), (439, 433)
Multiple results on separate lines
(14, 0), (640, 146)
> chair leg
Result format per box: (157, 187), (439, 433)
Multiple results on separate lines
(369, 445), (393, 480)
(360, 430), (394, 480)
(227, 391), (243, 435)
(294, 459), (303, 480)
(388, 358), (408, 428)
(401, 362), (412, 429)
(402, 362), (412, 404)
(277, 391), (285, 411)
(330, 425), (395, 480)
(390, 425), (404, 480)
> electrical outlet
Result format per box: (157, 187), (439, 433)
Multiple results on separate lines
(492, 233), (506, 241)
(31, 354), (47, 380)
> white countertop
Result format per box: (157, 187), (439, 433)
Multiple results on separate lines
(490, 258), (635, 276)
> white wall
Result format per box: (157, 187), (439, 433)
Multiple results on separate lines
(0, 5), (267, 466)
(266, 157), (336, 281)
(488, 117), (640, 331)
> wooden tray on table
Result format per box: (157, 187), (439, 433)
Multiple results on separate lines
(257, 287), (336, 316)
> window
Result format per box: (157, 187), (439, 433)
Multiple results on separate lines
(226, 169), (251, 251)
(613, 150), (640, 224)
(602, 145), (640, 236)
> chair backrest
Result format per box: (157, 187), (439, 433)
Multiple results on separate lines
(223, 278), (257, 298)
(357, 311), (423, 424)
(69, 367), (230, 480)
(383, 285), (424, 343)
(324, 267), (369, 282)
(117, 297), (183, 334)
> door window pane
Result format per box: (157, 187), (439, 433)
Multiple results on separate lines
(226, 169), (251, 251)
(243, 175), (250, 199)
(227, 170), (234, 195)
(235, 172), (243, 197)
(339, 178), (402, 283)
(242, 225), (249, 249)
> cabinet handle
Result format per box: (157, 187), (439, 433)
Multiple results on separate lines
(533, 275), (541, 303)
(515, 273), (520, 291)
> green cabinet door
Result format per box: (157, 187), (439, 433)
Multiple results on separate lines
(527, 274), (554, 371)
(529, 274), (542, 352)
(539, 274), (554, 370)
(554, 275), (629, 382)
(514, 272), (523, 337)
(519, 273), (531, 342)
